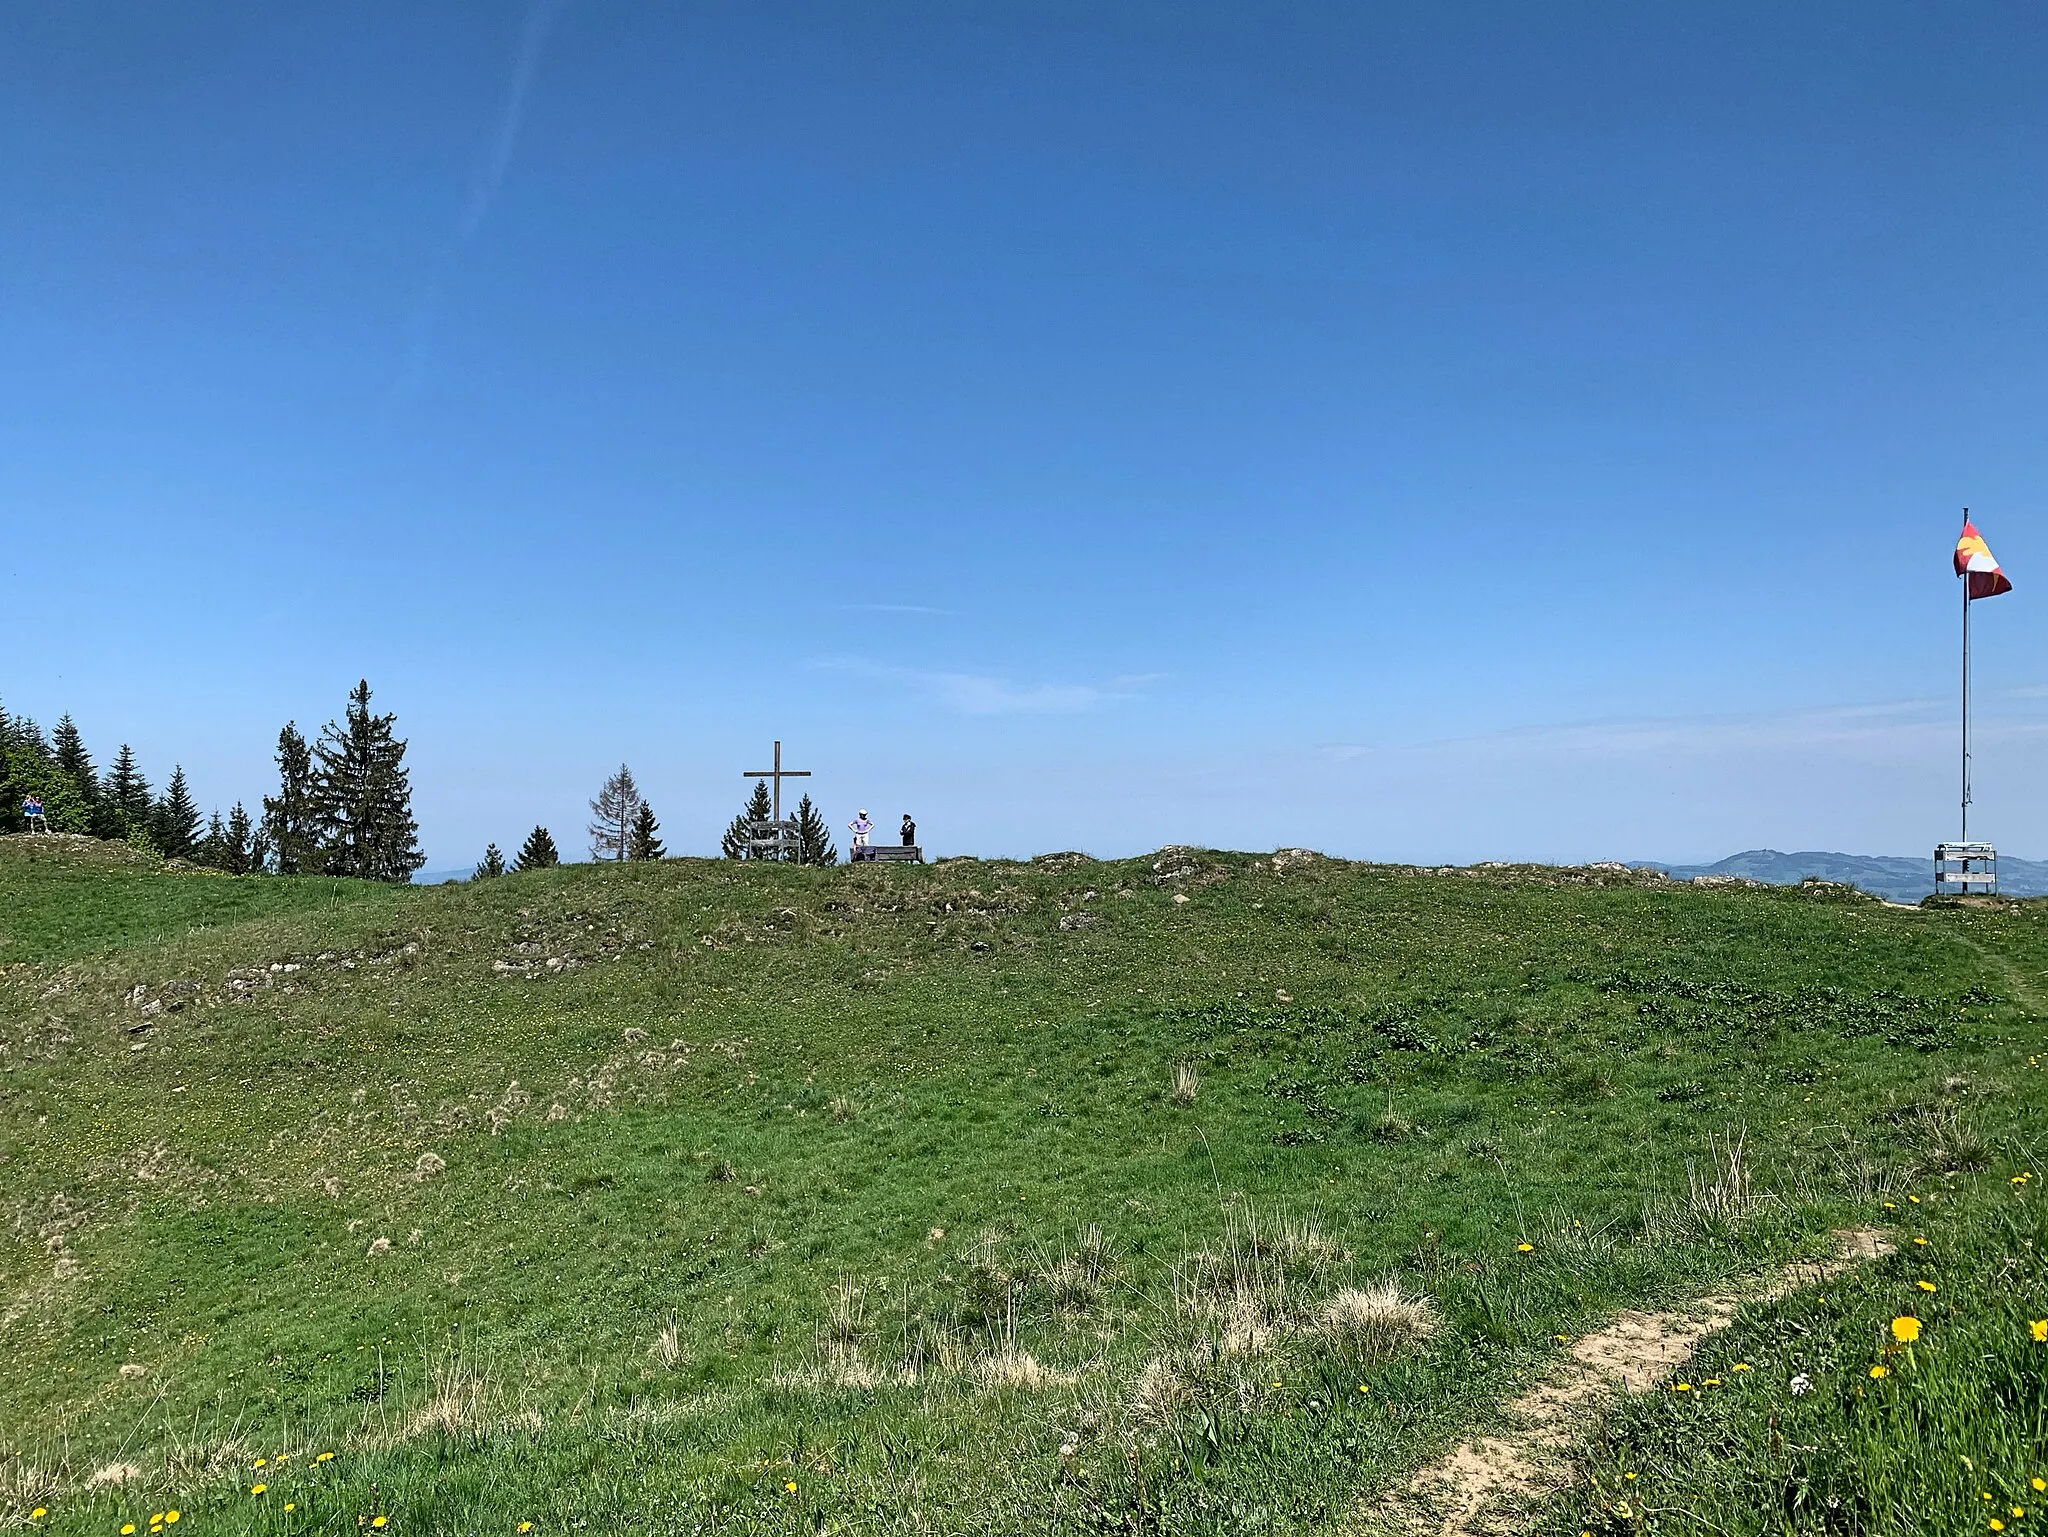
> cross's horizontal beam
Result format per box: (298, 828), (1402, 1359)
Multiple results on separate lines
(743, 770), (810, 778)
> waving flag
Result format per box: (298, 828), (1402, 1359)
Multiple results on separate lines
(1955, 520), (2013, 599)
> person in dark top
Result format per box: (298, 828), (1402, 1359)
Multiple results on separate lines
(901, 813), (916, 847)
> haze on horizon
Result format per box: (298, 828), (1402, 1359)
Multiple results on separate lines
(4, 3), (2044, 869)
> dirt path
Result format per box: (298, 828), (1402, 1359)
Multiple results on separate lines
(1944, 930), (2047, 1019)
(1345, 1229), (1891, 1537)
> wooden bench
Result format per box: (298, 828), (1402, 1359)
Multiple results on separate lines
(857, 845), (922, 863)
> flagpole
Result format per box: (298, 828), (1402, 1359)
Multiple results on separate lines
(1961, 510), (1971, 844)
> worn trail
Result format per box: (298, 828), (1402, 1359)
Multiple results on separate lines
(1347, 1229), (1891, 1537)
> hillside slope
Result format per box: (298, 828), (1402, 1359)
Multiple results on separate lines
(1662, 847), (2048, 903)
(2, 842), (2042, 1535)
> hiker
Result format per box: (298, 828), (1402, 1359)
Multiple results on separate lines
(22, 794), (47, 833)
(848, 809), (872, 860)
(901, 813), (916, 847)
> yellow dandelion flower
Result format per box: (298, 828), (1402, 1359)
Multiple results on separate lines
(285, 1504), (296, 1513)
(2033, 1478), (2046, 1492)
(1624, 1472), (1637, 1481)
(151, 1517), (164, 1527)
(1990, 1521), (2005, 1532)
(1883, 1201), (1897, 1209)
(1704, 1378), (1721, 1386)
(1918, 1280), (1938, 1293)
(165, 1517), (179, 1526)
(2031, 1321), (2048, 1343)
(1869, 1364), (1889, 1378)
(2015, 1508), (2027, 1519)
(123, 1526), (136, 1535)
(317, 1451), (335, 1463)
(784, 1481), (798, 1494)
(1891, 1316), (1922, 1343)
(255, 1459), (268, 1468)
(30, 1512), (47, 1523)
(1516, 1243), (1534, 1253)
(520, 1525), (535, 1534)
(1732, 1362), (1752, 1371)
(251, 1483), (267, 1495)
(372, 1519), (388, 1530)
(1357, 1384), (1369, 1392)
(1909, 1195), (1921, 1203)
(1913, 1237), (1929, 1247)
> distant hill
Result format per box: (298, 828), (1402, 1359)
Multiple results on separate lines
(1652, 848), (2048, 903)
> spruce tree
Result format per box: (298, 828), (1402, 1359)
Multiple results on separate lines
(308, 681), (425, 883)
(225, 802), (257, 874)
(627, 800), (664, 861)
(196, 809), (230, 869)
(794, 793), (837, 865)
(588, 763), (641, 861)
(722, 780), (774, 859)
(104, 744), (152, 825)
(262, 724), (319, 875)
(0, 707), (19, 835)
(151, 767), (202, 860)
(50, 715), (97, 805)
(514, 825), (560, 871)
(474, 843), (508, 879)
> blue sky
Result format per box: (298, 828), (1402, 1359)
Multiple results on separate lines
(4, 2), (2045, 868)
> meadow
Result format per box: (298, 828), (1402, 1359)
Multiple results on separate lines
(0, 838), (2041, 1535)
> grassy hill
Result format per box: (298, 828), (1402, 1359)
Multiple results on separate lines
(1, 839), (2043, 1535)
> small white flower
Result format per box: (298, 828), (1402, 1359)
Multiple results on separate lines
(1789, 1372), (1812, 1396)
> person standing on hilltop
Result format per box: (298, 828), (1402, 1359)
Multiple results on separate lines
(901, 813), (916, 847)
(848, 809), (872, 860)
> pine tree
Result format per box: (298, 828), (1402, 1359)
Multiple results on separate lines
(225, 802), (257, 874)
(794, 793), (837, 865)
(151, 766), (202, 860)
(627, 800), (665, 861)
(308, 681), (425, 883)
(474, 843), (508, 879)
(50, 715), (97, 805)
(514, 825), (560, 871)
(196, 809), (230, 869)
(722, 780), (774, 859)
(262, 724), (319, 875)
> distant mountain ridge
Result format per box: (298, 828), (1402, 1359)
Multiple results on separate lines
(1651, 848), (2048, 904)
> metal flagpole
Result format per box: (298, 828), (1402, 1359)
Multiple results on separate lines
(1962, 512), (1971, 843)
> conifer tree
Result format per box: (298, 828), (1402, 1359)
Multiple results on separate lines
(263, 724), (319, 875)
(627, 800), (664, 861)
(474, 843), (508, 879)
(794, 793), (837, 866)
(588, 763), (641, 861)
(722, 780), (774, 859)
(104, 744), (152, 825)
(308, 681), (424, 883)
(196, 809), (230, 869)
(50, 715), (97, 805)
(151, 767), (202, 860)
(514, 825), (560, 871)
(225, 802), (257, 874)
(0, 705), (19, 835)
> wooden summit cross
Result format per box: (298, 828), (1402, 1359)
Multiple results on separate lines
(742, 740), (811, 859)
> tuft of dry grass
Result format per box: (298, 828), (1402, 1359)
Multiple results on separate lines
(1317, 1280), (1441, 1359)
(651, 1319), (682, 1370)
(824, 1277), (867, 1348)
(975, 1348), (1066, 1391)
(85, 1462), (142, 1489)
(406, 1351), (493, 1440)
(1167, 1062), (1199, 1105)
(414, 1151), (447, 1181)
(828, 1094), (857, 1123)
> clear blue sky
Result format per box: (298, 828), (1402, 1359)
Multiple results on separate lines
(4, 2), (2044, 869)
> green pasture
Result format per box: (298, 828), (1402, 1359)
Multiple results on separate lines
(0, 839), (2041, 1534)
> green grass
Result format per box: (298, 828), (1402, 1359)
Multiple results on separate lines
(0, 840), (2042, 1535)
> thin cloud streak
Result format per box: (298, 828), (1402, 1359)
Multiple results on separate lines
(815, 657), (1145, 715)
(389, 0), (567, 405)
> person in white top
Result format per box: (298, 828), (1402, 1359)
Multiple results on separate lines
(848, 809), (872, 859)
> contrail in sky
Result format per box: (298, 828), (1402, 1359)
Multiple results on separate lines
(389, 0), (568, 405)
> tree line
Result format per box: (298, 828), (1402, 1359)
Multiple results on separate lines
(0, 680), (424, 882)
(7, 682), (852, 879)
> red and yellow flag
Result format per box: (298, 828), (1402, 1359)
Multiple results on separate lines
(1955, 520), (2013, 599)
